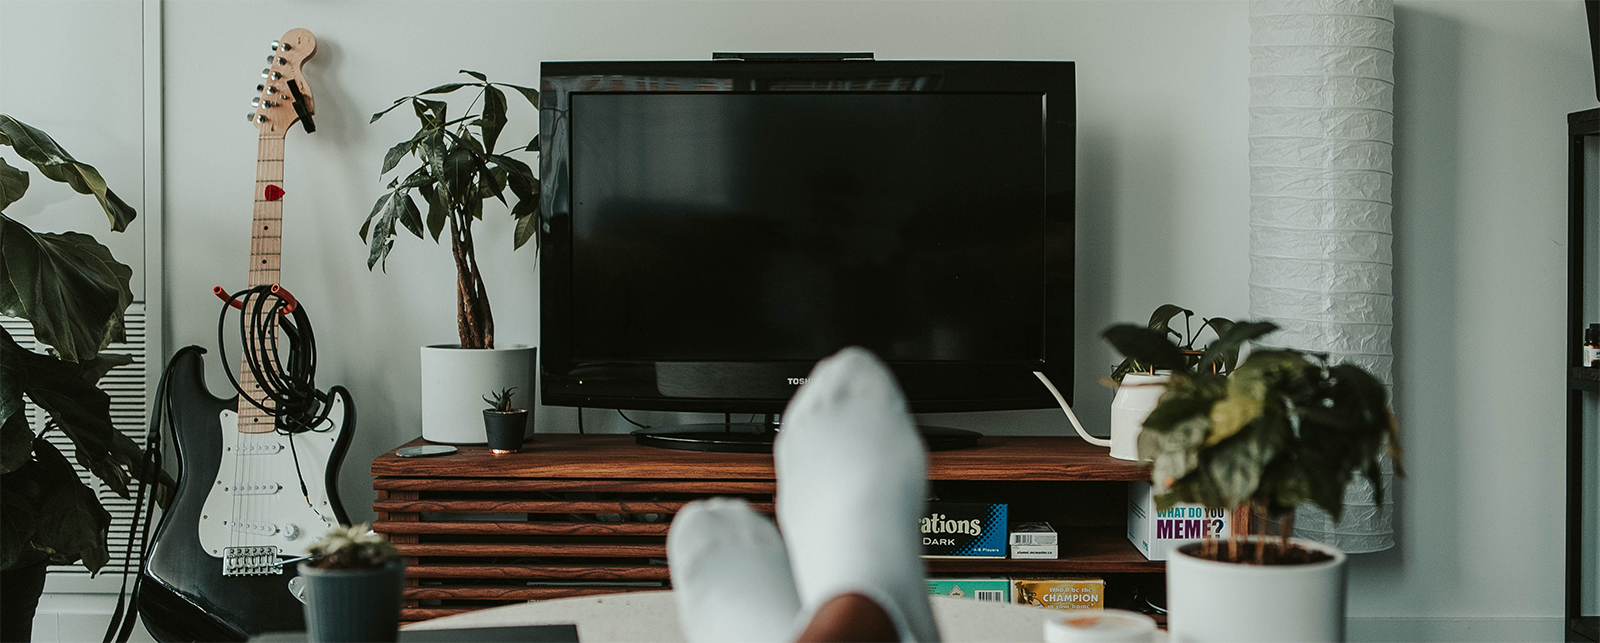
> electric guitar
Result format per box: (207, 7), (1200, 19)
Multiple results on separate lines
(139, 29), (354, 641)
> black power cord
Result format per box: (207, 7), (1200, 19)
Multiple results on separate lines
(216, 286), (352, 503)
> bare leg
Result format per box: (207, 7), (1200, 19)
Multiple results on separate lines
(795, 593), (899, 643)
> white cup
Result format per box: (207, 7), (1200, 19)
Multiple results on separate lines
(1043, 609), (1158, 643)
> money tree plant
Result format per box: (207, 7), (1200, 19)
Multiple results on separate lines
(1103, 320), (1402, 563)
(361, 70), (541, 350)
(0, 115), (172, 573)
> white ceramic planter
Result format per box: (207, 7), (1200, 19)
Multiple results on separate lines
(1167, 536), (1347, 643)
(1109, 372), (1170, 461)
(420, 344), (534, 444)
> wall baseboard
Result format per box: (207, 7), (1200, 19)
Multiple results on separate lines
(1348, 616), (1566, 642)
(32, 594), (154, 643)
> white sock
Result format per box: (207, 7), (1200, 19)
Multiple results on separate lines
(668, 498), (802, 643)
(775, 347), (941, 643)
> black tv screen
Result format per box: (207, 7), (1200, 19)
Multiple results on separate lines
(541, 60), (1074, 413)
(569, 92), (1045, 363)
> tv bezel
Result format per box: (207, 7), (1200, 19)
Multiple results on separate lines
(539, 59), (1075, 414)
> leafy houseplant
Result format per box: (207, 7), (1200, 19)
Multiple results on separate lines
(361, 71), (541, 444)
(299, 525), (405, 642)
(1103, 318), (1402, 641)
(1100, 304), (1276, 461)
(361, 70), (540, 350)
(0, 115), (174, 640)
(481, 386), (528, 454)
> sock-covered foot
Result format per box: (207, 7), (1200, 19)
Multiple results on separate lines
(775, 347), (940, 643)
(668, 498), (802, 643)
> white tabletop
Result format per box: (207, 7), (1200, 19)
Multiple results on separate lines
(405, 591), (1070, 642)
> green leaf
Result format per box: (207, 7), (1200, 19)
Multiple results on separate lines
(0, 214), (133, 362)
(1152, 305), (1190, 335)
(460, 70), (487, 82)
(498, 83), (540, 107)
(479, 85), (508, 154)
(1, 410), (31, 475)
(27, 439), (112, 571)
(412, 98), (447, 128)
(420, 184), (447, 242)
(443, 146), (475, 202)
(419, 82), (471, 96)
(1102, 325), (1187, 372)
(1197, 321), (1278, 374)
(398, 192), (424, 239)
(0, 157), (28, 210)
(380, 140), (413, 176)
(359, 192), (388, 243)
(0, 115), (137, 232)
(370, 97), (407, 124)
(514, 208), (539, 250)
(524, 134), (539, 152)
(363, 192), (407, 271)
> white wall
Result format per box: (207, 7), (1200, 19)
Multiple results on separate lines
(145, 0), (1591, 638)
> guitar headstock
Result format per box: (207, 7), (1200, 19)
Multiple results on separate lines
(248, 28), (317, 136)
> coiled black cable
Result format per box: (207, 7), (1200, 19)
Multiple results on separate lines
(216, 285), (339, 434)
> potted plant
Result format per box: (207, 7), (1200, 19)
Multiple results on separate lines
(0, 115), (174, 641)
(361, 71), (541, 443)
(298, 524), (405, 642)
(481, 386), (529, 453)
(1101, 305), (1273, 461)
(1105, 320), (1401, 642)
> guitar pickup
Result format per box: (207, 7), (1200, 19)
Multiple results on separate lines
(223, 546), (283, 576)
(226, 482), (282, 496)
(235, 442), (283, 455)
(229, 520), (281, 537)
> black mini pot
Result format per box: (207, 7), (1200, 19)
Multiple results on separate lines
(483, 409), (529, 453)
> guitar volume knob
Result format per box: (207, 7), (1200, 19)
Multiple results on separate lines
(282, 523), (301, 541)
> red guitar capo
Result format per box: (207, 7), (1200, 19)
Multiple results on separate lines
(213, 284), (298, 315)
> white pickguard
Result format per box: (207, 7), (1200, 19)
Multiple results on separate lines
(197, 396), (345, 559)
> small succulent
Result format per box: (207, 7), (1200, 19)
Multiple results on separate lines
(307, 524), (400, 570)
(483, 387), (517, 412)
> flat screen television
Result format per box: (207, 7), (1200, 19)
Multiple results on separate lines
(538, 59), (1075, 450)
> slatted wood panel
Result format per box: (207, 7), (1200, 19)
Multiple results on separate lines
(3, 306), (150, 585)
(372, 435), (1160, 625)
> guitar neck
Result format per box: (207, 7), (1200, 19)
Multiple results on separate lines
(239, 133), (286, 434)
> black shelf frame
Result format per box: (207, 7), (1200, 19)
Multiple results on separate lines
(1567, 107), (1599, 643)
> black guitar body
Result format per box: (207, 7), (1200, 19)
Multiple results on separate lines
(138, 347), (353, 641)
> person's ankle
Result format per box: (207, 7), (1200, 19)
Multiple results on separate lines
(795, 593), (899, 643)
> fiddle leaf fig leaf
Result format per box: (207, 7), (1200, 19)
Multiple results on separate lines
(0, 214), (133, 362)
(0, 115), (137, 232)
(0, 157), (27, 211)
(0, 480), (37, 570)
(28, 438), (112, 571)
(1, 410), (30, 475)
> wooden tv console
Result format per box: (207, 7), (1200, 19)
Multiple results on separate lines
(372, 434), (1163, 624)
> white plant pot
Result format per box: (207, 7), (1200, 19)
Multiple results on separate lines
(420, 344), (534, 444)
(1167, 536), (1347, 643)
(1109, 372), (1170, 461)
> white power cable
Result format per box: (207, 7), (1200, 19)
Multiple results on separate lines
(1032, 371), (1110, 447)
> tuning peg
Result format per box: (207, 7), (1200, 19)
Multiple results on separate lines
(261, 69), (282, 81)
(265, 55), (287, 65)
(277, 57), (287, 65)
(251, 97), (260, 107)
(248, 113), (267, 123)
(271, 40), (289, 52)
(255, 114), (268, 123)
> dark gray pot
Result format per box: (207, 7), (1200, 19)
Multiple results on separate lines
(483, 409), (530, 452)
(298, 559), (405, 642)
